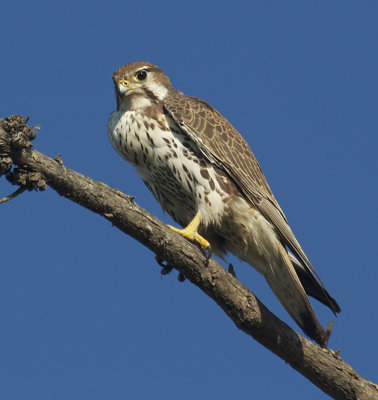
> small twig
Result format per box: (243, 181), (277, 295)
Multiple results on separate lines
(0, 186), (26, 204)
(54, 154), (63, 165)
(324, 320), (334, 349)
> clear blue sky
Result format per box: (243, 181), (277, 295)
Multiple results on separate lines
(1, 1), (377, 399)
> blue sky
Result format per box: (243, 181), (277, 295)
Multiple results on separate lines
(1, 1), (377, 399)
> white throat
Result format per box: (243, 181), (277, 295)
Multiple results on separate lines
(117, 81), (168, 111)
(117, 93), (151, 111)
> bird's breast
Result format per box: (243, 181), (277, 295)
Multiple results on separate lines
(108, 110), (160, 167)
(107, 109), (232, 227)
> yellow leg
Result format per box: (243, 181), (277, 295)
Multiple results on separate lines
(168, 214), (210, 250)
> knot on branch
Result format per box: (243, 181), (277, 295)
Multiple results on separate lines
(1, 115), (36, 148)
(7, 167), (46, 191)
(0, 115), (45, 192)
(0, 115), (37, 177)
(0, 127), (13, 176)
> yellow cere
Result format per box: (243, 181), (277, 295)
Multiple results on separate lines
(119, 80), (129, 87)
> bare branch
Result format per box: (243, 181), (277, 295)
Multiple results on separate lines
(1, 115), (377, 400)
(0, 185), (26, 203)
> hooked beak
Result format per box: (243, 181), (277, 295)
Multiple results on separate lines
(118, 79), (136, 95)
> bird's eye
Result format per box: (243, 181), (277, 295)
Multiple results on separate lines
(134, 70), (147, 81)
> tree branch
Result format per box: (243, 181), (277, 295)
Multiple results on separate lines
(1, 115), (377, 400)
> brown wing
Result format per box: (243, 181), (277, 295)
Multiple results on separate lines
(164, 91), (339, 314)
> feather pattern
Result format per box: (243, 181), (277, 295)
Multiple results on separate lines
(164, 91), (339, 315)
(108, 62), (341, 347)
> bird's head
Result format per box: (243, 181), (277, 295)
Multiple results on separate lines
(112, 62), (173, 111)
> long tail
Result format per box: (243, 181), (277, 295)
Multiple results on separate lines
(264, 241), (329, 347)
(288, 253), (341, 314)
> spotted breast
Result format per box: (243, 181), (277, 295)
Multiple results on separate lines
(108, 104), (233, 229)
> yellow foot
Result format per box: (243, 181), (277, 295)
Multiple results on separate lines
(168, 225), (210, 249)
(168, 214), (210, 250)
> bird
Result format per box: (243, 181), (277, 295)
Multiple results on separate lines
(107, 62), (340, 347)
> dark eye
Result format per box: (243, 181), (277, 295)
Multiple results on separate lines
(135, 70), (147, 81)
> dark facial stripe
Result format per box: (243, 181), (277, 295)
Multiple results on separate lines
(143, 88), (162, 104)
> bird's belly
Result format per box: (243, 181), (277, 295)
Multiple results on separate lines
(211, 195), (280, 276)
(107, 110), (231, 228)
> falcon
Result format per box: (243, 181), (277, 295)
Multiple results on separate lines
(107, 62), (340, 347)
